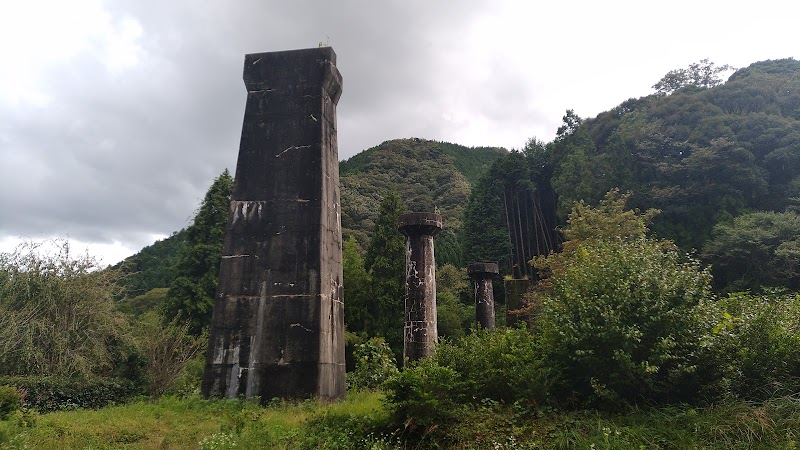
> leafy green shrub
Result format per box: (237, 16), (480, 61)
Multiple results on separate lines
(346, 338), (398, 391)
(436, 264), (473, 340)
(384, 358), (466, 432)
(434, 327), (550, 405)
(701, 292), (800, 400)
(0, 385), (20, 420)
(533, 191), (713, 406)
(0, 376), (137, 413)
(344, 330), (368, 372)
(436, 291), (473, 340)
(383, 328), (549, 439)
(170, 352), (207, 397)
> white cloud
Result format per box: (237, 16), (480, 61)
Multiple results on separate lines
(0, 0), (143, 106)
(2, 0), (800, 265)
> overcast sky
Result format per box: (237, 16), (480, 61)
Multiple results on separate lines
(2, 0), (798, 265)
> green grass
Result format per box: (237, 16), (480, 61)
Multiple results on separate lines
(441, 396), (800, 449)
(0, 391), (389, 450)
(2, 392), (800, 449)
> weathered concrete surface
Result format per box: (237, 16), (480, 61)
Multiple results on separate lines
(468, 262), (499, 331)
(398, 212), (442, 364)
(201, 47), (345, 401)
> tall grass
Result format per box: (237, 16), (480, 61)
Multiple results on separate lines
(444, 395), (800, 449)
(3, 392), (799, 449)
(0, 391), (389, 450)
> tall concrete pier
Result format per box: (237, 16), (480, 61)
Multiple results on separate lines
(201, 47), (345, 401)
(398, 212), (442, 364)
(468, 262), (499, 331)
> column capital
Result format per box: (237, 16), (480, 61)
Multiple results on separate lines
(398, 212), (442, 237)
(467, 262), (499, 278)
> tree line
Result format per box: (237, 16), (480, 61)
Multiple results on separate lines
(462, 58), (800, 293)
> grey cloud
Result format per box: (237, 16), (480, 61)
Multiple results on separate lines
(1, 0), (540, 260)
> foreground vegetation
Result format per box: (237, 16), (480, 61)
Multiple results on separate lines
(2, 391), (800, 449)
(4, 194), (800, 448)
(5, 59), (800, 448)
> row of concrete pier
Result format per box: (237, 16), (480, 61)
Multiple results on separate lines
(398, 212), (499, 362)
(201, 46), (505, 402)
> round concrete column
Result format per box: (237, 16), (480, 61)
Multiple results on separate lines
(398, 212), (443, 364)
(468, 262), (499, 331)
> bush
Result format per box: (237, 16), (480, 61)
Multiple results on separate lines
(384, 358), (466, 433)
(134, 312), (207, 397)
(0, 240), (129, 378)
(701, 291), (800, 400)
(533, 191), (713, 406)
(0, 376), (137, 413)
(346, 338), (398, 391)
(0, 385), (20, 420)
(434, 327), (550, 405)
(436, 291), (474, 340)
(383, 328), (549, 437)
(169, 352), (207, 397)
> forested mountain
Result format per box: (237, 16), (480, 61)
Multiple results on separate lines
(115, 229), (186, 297)
(118, 139), (505, 296)
(463, 58), (800, 290)
(121, 58), (800, 297)
(340, 139), (506, 264)
(580, 58), (800, 250)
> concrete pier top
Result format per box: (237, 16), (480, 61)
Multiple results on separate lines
(468, 262), (499, 277)
(243, 47), (342, 103)
(398, 212), (443, 236)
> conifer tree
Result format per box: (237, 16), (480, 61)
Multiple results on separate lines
(364, 192), (407, 355)
(163, 170), (233, 335)
(343, 235), (372, 334)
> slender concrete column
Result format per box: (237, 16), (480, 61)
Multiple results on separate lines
(467, 262), (499, 331)
(201, 47), (345, 401)
(398, 212), (442, 364)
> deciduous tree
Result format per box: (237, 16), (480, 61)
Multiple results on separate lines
(534, 191), (712, 405)
(702, 211), (800, 291)
(653, 58), (734, 95)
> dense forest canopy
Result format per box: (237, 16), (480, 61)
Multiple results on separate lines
(340, 139), (506, 266)
(464, 58), (800, 291)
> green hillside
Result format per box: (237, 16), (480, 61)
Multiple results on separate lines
(462, 58), (800, 291)
(340, 139), (506, 263)
(118, 139), (505, 296)
(115, 229), (186, 298)
(580, 59), (800, 245)
(120, 58), (800, 295)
